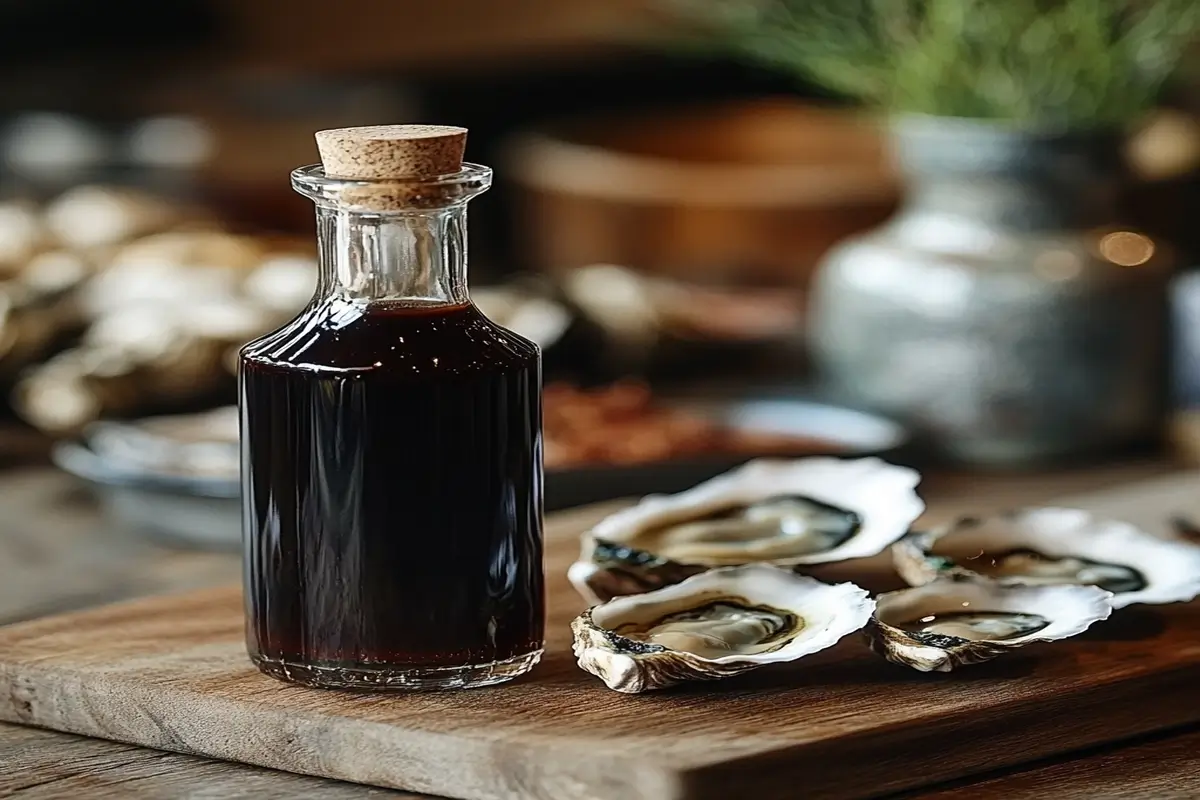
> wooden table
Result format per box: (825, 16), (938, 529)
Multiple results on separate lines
(1, 462), (1198, 799)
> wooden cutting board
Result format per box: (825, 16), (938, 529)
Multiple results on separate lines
(2, 473), (1200, 800)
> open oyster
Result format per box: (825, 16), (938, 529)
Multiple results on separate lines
(893, 508), (1200, 609)
(865, 577), (1112, 672)
(569, 457), (924, 604)
(572, 564), (874, 693)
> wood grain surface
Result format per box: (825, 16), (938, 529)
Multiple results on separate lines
(6, 722), (1200, 800)
(0, 723), (415, 799)
(2, 469), (1200, 800)
(908, 726), (1200, 800)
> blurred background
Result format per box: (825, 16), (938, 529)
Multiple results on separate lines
(0, 0), (1198, 544)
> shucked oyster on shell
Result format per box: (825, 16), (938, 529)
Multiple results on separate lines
(572, 564), (874, 693)
(864, 577), (1112, 672)
(568, 457), (924, 604)
(893, 508), (1200, 609)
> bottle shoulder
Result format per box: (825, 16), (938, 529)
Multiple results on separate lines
(472, 308), (541, 358)
(240, 299), (538, 377)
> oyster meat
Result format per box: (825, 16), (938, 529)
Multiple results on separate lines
(865, 578), (1112, 672)
(630, 495), (861, 565)
(894, 610), (1050, 641)
(572, 564), (874, 693)
(957, 550), (1144, 594)
(616, 601), (801, 660)
(569, 457), (924, 604)
(893, 508), (1200, 608)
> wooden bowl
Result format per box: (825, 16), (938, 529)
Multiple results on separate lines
(501, 99), (899, 288)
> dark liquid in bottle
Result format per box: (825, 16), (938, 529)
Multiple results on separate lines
(240, 301), (543, 676)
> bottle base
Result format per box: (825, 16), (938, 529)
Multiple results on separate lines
(251, 650), (543, 691)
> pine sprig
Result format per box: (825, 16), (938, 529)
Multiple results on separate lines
(668, 0), (1199, 127)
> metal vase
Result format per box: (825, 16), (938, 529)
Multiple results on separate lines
(810, 116), (1171, 465)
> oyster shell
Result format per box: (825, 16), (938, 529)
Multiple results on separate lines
(893, 508), (1200, 609)
(569, 457), (924, 604)
(572, 564), (874, 693)
(865, 577), (1112, 672)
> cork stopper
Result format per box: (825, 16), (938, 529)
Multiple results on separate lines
(315, 125), (467, 180)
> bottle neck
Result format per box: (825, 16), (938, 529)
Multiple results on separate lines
(315, 204), (469, 306)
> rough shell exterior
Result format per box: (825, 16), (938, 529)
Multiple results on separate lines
(864, 576), (1112, 672)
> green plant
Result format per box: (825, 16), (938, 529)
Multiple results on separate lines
(668, 0), (1199, 127)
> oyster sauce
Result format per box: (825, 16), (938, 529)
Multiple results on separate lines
(241, 302), (544, 673)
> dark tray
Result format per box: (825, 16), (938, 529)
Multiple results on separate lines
(54, 397), (909, 547)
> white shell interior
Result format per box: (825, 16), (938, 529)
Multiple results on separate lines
(875, 580), (1113, 644)
(586, 457), (925, 566)
(928, 508), (1200, 609)
(590, 564), (875, 664)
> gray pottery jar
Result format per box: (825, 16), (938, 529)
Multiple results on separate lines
(809, 116), (1171, 465)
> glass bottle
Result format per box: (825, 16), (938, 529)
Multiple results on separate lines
(239, 125), (544, 690)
